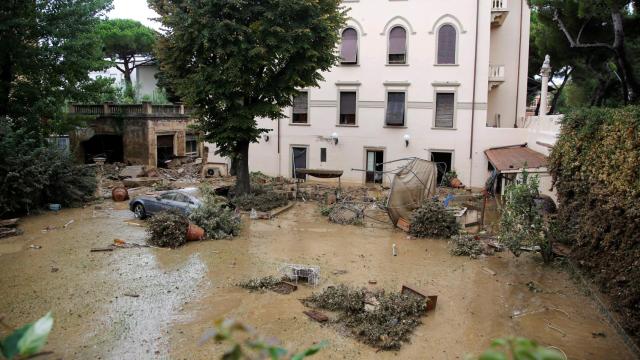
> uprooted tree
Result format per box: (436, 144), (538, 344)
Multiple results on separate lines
(150, 0), (347, 195)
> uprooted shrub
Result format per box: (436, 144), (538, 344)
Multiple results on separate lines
(449, 235), (487, 259)
(190, 184), (241, 239)
(549, 106), (640, 339)
(498, 171), (549, 261)
(0, 126), (96, 217)
(147, 210), (189, 248)
(233, 192), (288, 212)
(302, 284), (427, 350)
(409, 200), (459, 238)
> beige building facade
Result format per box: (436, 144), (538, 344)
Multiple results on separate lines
(206, 0), (533, 188)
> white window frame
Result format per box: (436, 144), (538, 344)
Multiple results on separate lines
(432, 84), (459, 130)
(290, 90), (311, 126)
(434, 23), (460, 66)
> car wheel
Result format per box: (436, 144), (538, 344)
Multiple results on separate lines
(134, 203), (147, 219)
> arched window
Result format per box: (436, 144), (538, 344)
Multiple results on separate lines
(340, 28), (358, 64)
(388, 26), (407, 64)
(437, 24), (457, 64)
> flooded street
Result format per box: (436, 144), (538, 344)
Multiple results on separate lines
(0, 201), (634, 359)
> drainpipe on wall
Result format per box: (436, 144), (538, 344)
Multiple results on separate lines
(514, 0), (524, 127)
(468, 0), (481, 186)
(277, 118), (281, 176)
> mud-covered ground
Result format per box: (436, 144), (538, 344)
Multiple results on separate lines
(0, 200), (635, 359)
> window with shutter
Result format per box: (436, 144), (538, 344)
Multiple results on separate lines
(340, 28), (358, 64)
(388, 26), (407, 64)
(292, 91), (308, 124)
(435, 93), (455, 128)
(385, 92), (405, 126)
(437, 25), (457, 64)
(339, 92), (357, 125)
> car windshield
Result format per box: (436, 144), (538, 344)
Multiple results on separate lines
(160, 192), (177, 200)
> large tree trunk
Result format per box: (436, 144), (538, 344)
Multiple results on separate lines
(611, 10), (639, 103)
(0, 55), (12, 117)
(234, 140), (251, 196)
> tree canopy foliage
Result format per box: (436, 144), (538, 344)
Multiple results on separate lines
(529, 0), (640, 110)
(150, 0), (347, 194)
(0, 0), (113, 135)
(96, 19), (157, 86)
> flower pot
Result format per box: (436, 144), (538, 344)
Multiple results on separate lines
(186, 223), (205, 241)
(112, 187), (129, 202)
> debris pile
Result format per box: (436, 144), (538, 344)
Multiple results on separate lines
(146, 210), (190, 248)
(302, 284), (428, 350)
(237, 276), (298, 295)
(448, 235), (487, 258)
(238, 276), (283, 291)
(327, 203), (365, 226)
(409, 200), (459, 238)
(0, 218), (21, 238)
(233, 192), (289, 212)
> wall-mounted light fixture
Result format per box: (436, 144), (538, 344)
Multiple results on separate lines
(263, 134), (270, 142)
(403, 134), (410, 147)
(330, 132), (339, 145)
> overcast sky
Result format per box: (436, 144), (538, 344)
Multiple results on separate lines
(107, 0), (160, 30)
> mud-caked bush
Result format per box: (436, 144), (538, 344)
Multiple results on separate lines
(233, 192), (288, 212)
(147, 210), (189, 248)
(303, 284), (427, 350)
(409, 200), (459, 238)
(449, 235), (485, 258)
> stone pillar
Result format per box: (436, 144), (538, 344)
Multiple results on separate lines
(539, 55), (552, 117)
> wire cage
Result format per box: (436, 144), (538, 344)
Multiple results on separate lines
(279, 263), (320, 287)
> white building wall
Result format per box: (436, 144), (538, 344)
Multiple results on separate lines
(203, 0), (537, 189)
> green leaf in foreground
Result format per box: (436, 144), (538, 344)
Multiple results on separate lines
(17, 312), (54, 357)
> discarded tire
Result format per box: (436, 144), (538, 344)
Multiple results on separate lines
(186, 223), (205, 241)
(112, 187), (129, 202)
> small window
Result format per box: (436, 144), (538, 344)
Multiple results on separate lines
(340, 28), (358, 64)
(320, 148), (327, 162)
(185, 134), (198, 156)
(385, 92), (406, 126)
(339, 91), (357, 125)
(388, 26), (407, 64)
(437, 25), (457, 64)
(292, 91), (308, 124)
(435, 93), (455, 128)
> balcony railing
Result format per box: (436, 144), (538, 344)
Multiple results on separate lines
(69, 102), (189, 116)
(491, 0), (509, 27)
(492, 0), (507, 10)
(489, 65), (505, 90)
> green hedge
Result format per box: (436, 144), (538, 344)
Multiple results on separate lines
(549, 106), (640, 337)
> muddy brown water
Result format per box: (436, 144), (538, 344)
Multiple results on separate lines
(0, 201), (634, 359)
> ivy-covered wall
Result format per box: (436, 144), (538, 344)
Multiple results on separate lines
(549, 106), (640, 338)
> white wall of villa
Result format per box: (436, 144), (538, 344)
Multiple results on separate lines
(207, 0), (539, 189)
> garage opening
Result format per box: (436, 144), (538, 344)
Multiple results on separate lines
(431, 151), (452, 185)
(81, 134), (123, 163)
(366, 150), (384, 184)
(157, 134), (175, 167)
